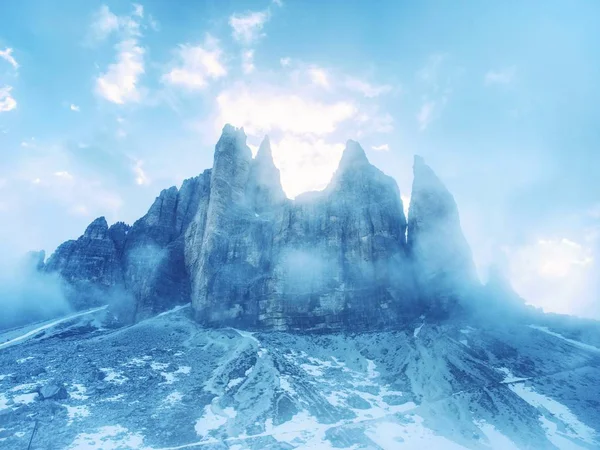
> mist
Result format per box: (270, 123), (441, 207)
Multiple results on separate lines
(0, 249), (71, 331)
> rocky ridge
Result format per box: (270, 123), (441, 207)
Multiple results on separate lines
(40, 124), (482, 330)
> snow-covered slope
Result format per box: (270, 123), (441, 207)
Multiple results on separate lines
(1, 308), (598, 449)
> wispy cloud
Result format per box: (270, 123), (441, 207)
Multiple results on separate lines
(0, 86), (17, 112)
(229, 10), (270, 44)
(371, 144), (389, 151)
(280, 57), (291, 67)
(242, 50), (255, 74)
(70, 104), (80, 112)
(162, 35), (226, 91)
(416, 100), (435, 131)
(96, 39), (145, 104)
(133, 159), (149, 185)
(215, 87), (355, 136)
(308, 67), (329, 88)
(345, 77), (392, 98)
(91, 4), (152, 104)
(485, 66), (516, 85)
(0, 48), (18, 69)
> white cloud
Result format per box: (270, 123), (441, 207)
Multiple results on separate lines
(132, 3), (144, 18)
(0, 86), (17, 112)
(70, 104), (80, 112)
(308, 67), (329, 88)
(508, 237), (595, 317)
(0, 48), (18, 69)
(345, 77), (391, 98)
(484, 66), (516, 85)
(417, 101), (435, 131)
(371, 144), (389, 152)
(229, 10), (270, 44)
(90, 5), (121, 41)
(133, 159), (149, 185)
(242, 50), (255, 74)
(272, 136), (344, 198)
(215, 88), (356, 136)
(162, 36), (226, 91)
(96, 39), (145, 104)
(417, 53), (447, 86)
(54, 171), (73, 180)
(280, 57), (291, 67)
(401, 195), (411, 219)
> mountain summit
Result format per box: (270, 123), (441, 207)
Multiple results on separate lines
(42, 126), (479, 329)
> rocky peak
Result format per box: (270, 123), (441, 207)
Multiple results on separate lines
(247, 135), (286, 209)
(408, 156), (478, 314)
(83, 217), (109, 240)
(145, 186), (179, 228)
(337, 140), (369, 172)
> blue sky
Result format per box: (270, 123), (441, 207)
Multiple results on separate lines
(1, 0), (599, 318)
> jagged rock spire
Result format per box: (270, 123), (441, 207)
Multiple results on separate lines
(408, 155), (478, 314)
(337, 140), (369, 172)
(83, 217), (109, 239)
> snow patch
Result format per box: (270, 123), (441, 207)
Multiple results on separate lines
(497, 367), (529, 383)
(414, 322), (425, 338)
(529, 325), (600, 353)
(475, 420), (520, 449)
(366, 416), (468, 449)
(13, 392), (37, 405)
(151, 362), (170, 371)
(163, 391), (183, 407)
(507, 375), (597, 445)
(195, 404), (237, 438)
(70, 383), (89, 401)
(63, 404), (91, 425)
(100, 368), (128, 385)
(68, 425), (145, 450)
(17, 356), (34, 363)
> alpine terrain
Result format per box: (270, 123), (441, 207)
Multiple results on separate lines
(1, 125), (599, 450)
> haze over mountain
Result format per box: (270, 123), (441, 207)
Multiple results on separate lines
(25, 124), (485, 330)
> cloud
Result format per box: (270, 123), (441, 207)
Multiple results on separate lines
(0, 48), (18, 69)
(89, 5), (121, 41)
(242, 50), (255, 74)
(417, 100), (435, 131)
(215, 87), (356, 136)
(272, 136), (345, 198)
(133, 159), (149, 185)
(280, 57), (291, 67)
(70, 104), (80, 112)
(229, 10), (270, 44)
(54, 171), (73, 180)
(345, 77), (391, 98)
(162, 36), (226, 91)
(371, 144), (389, 152)
(308, 67), (329, 88)
(0, 86), (17, 112)
(508, 237), (596, 317)
(485, 66), (516, 85)
(96, 39), (145, 104)
(132, 3), (144, 18)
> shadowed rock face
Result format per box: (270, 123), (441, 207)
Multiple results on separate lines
(43, 124), (482, 330)
(408, 155), (479, 316)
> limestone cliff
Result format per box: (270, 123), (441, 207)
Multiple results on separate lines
(43, 125), (480, 330)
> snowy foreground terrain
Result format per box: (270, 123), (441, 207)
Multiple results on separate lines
(1, 305), (599, 449)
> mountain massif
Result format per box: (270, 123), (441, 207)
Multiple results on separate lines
(38, 124), (480, 330)
(3, 125), (599, 450)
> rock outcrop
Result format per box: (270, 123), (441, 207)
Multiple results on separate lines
(407, 155), (479, 315)
(42, 125), (481, 330)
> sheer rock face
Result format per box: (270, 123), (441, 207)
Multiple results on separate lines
(407, 156), (479, 316)
(44, 125), (480, 330)
(190, 135), (415, 330)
